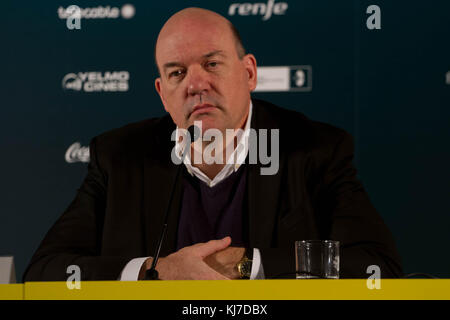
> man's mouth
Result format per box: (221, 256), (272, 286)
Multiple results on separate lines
(190, 104), (217, 117)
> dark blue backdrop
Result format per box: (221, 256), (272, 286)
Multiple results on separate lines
(1, 0), (449, 280)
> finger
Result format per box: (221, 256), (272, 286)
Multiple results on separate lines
(197, 264), (231, 280)
(200, 271), (230, 280)
(197, 237), (232, 258)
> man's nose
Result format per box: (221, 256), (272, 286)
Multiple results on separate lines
(186, 65), (211, 96)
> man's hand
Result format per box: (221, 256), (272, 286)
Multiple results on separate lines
(204, 247), (245, 279)
(139, 237), (233, 280)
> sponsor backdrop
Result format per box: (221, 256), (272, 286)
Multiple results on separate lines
(1, 0), (449, 280)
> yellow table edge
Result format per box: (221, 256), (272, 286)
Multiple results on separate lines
(14, 279), (450, 300)
(0, 284), (24, 300)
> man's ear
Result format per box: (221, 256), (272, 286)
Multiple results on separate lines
(155, 77), (168, 112)
(243, 54), (257, 92)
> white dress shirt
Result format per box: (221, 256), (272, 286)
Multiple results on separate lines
(119, 101), (265, 280)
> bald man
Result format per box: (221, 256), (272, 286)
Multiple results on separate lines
(23, 8), (402, 281)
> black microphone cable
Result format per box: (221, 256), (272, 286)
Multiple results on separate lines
(144, 124), (200, 280)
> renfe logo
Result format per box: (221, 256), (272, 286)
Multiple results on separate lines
(228, 0), (288, 21)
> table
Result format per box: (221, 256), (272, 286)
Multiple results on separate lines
(1, 280), (450, 300)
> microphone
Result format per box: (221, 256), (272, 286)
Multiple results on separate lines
(144, 124), (200, 280)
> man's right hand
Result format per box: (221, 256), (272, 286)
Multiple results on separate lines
(139, 237), (232, 280)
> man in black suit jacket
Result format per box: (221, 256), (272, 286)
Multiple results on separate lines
(23, 8), (402, 281)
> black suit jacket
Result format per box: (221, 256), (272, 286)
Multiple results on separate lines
(23, 99), (402, 281)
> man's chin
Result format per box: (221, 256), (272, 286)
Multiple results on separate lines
(189, 116), (223, 133)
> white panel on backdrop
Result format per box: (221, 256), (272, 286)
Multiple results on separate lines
(256, 66), (290, 91)
(0, 256), (16, 284)
(255, 66), (312, 92)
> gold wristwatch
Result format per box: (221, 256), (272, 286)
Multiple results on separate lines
(236, 249), (253, 279)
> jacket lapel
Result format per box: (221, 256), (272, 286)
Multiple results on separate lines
(142, 117), (182, 257)
(247, 99), (284, 248)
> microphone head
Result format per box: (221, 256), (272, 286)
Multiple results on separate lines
(187, 124), (200, 142)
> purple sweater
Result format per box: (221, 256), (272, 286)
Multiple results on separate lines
(176, 165), (248, 250)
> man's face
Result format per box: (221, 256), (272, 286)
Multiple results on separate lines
(155, 17), (257, 134)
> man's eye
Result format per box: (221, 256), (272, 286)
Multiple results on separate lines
(169, 70), (185, 78)
(206, 61), (219, 68)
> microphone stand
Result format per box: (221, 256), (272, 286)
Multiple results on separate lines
(144, 165), (182, 280)
(144, 125), (198, 280)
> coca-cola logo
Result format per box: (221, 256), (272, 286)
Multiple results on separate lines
(65, 142), (90, 163)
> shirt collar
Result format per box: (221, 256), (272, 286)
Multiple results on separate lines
(174, 100), (253, 187)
